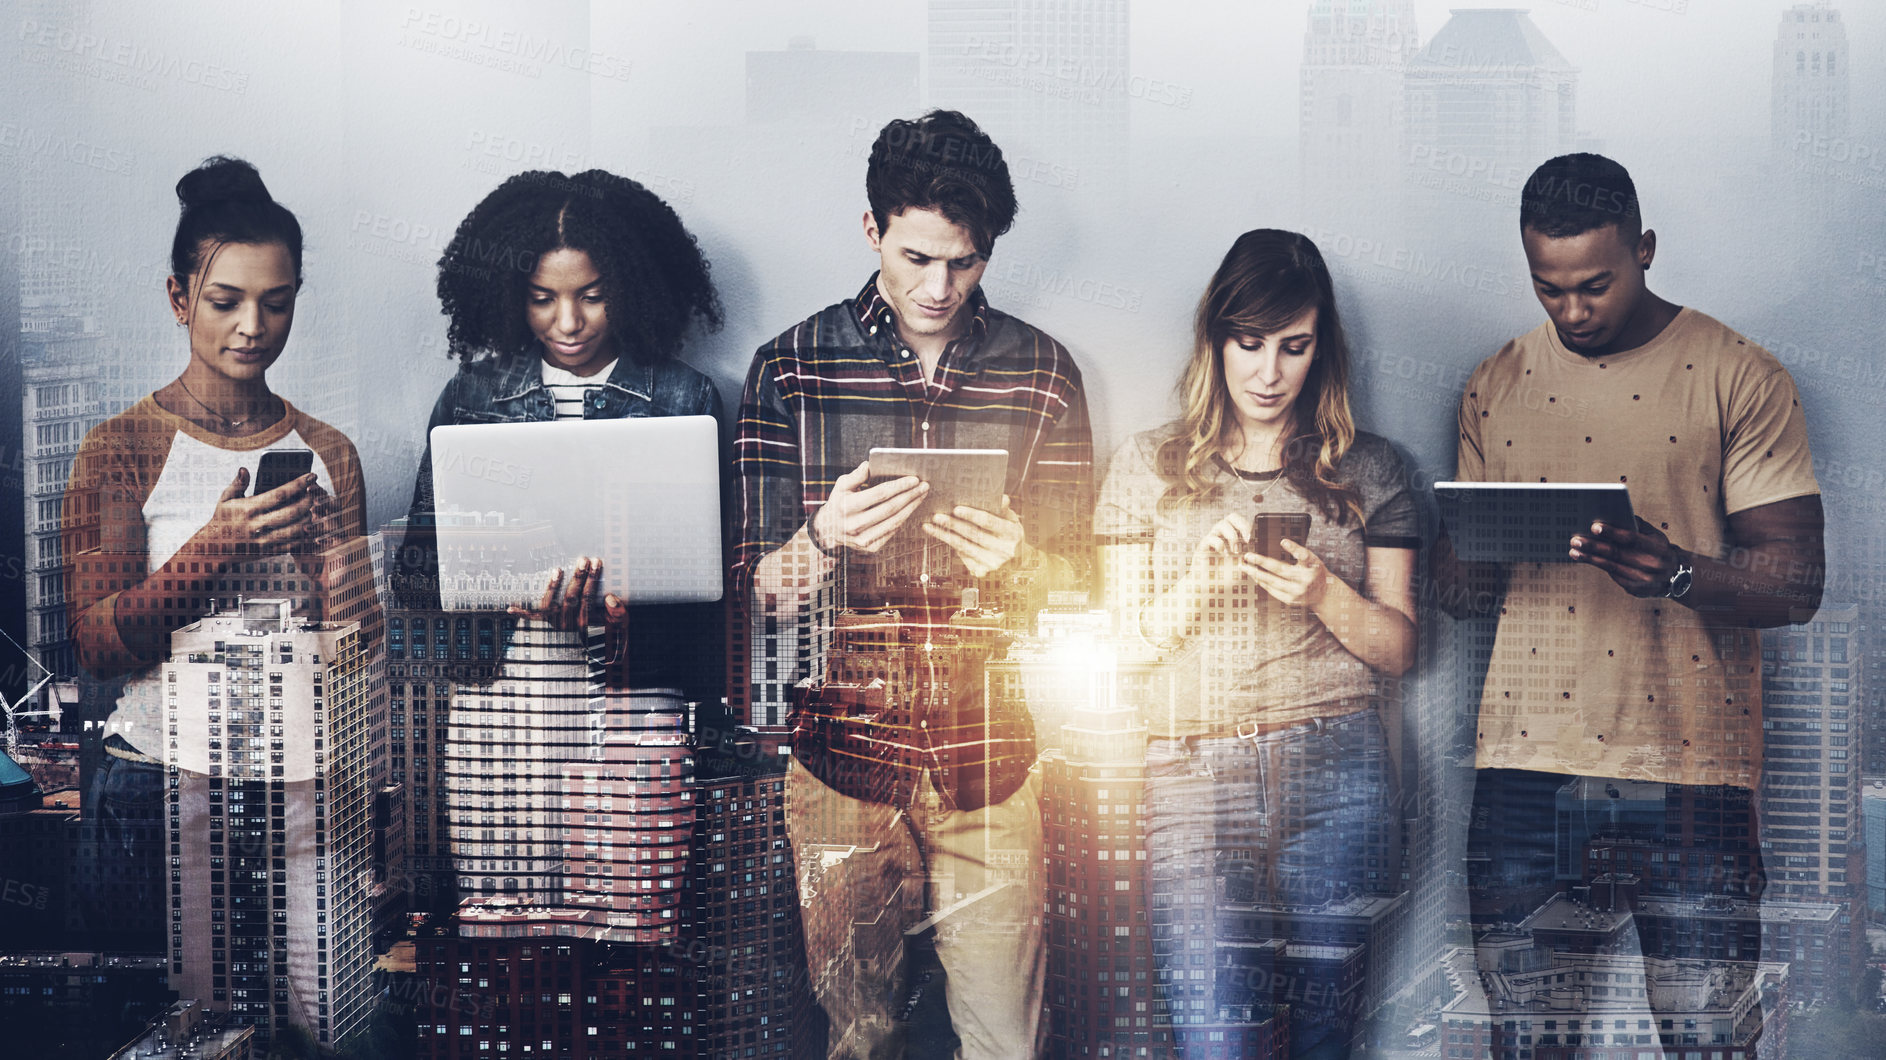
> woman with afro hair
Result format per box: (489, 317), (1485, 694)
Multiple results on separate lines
(396, 169), (725, 696)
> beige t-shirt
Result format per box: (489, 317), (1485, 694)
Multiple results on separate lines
(1457, 308), (1818, 786)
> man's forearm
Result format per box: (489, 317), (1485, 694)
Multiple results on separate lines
(1682, 539), (1824, 628)
(749, 523), (837, 610)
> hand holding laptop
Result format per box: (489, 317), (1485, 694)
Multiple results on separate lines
(507, 556), (632, 678)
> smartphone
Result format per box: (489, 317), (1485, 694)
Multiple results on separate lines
(253, 449), (314, 497)
(1249, 512), (1312, 564)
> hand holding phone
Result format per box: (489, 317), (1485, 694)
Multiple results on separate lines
(1250, 512), (1312, 565)
(253, 448), (314, 497)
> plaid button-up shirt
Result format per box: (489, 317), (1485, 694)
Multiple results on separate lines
(733, 274), (1094, 809)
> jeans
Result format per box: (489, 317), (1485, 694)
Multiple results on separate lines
(77, 735), (166, 946)
(1466, 769), (1769, 1058)
(1144, 711), (1397, 1060)
(785, 757), (1045, 1060)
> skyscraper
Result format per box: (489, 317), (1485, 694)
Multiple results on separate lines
(1405, 8), (1577, 173)
(1771, 2), (1849, 151)
(162, 600), (376, 1048)
(1299, 0), (1420, 222)
(927, 0), (1131, 198)
(1760, 604), (1864, 906)
(1755, 604), (1866, 1004)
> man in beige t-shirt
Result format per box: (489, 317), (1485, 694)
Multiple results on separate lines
(1436, 154), (1824, 1048)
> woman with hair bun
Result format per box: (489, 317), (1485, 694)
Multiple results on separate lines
(1094, 229), (1419, 1059)
(62, 155), (373, 941)
(396, 169), (725, 695)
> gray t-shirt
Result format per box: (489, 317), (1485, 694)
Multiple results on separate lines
(1094, 426), (1419, 736)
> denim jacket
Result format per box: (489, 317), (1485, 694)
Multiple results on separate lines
(394, 352), (726, 695)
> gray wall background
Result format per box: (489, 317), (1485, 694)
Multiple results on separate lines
(13, 0), (1884, 545)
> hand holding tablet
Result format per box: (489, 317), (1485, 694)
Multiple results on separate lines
(1435, 482), (1636, 565)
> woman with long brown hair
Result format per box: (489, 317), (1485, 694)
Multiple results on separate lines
(1094, 229), (1419, 1058)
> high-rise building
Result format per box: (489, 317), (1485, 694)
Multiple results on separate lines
(382, 599), (504, 909)
(162, 600), (377, 1047)
(1034, 643), (1169, 1058)
(739, 555), (834, 728)
(1756, 604), (1867, 1004)
(927, 0), (1131, 198)
(22, 348), (99, 690)
(1760, 604), (1864, 905)
(414, 710), (818, 1060)
(1405, 8), (1578, 168)
(1402, 6), (1577, 244)
(1865, 776), (1886, 917)
(443, 621), (611, 905)
(688, 719), (817, 1060)
(1771, 2), (1849, 151)
(1299, 0), (1420, 221)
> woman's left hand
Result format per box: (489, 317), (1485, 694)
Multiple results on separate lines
(511, 558), (632, 680)
(1241, 539), (1330, 608)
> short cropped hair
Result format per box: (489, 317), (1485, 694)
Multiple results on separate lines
(866, 110), (1017, 255)
(1520, 153), (1642, 240)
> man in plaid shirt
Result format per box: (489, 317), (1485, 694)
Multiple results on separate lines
(733, 110), (1093, 1059)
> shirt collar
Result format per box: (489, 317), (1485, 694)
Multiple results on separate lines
(493, 351), (652, 402)
(851, 272), (991, 358)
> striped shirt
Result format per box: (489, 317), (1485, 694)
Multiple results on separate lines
(540, 357), (618, 419)
(732, 274), (1093, 809)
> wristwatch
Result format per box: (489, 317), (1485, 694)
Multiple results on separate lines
(1663, 559), (1694, 600)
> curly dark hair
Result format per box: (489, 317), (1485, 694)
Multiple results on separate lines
(866, 110), (1017, 255)
(434, 169), (722, 364)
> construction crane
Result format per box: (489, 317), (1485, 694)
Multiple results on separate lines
(0, 626), (58, 760)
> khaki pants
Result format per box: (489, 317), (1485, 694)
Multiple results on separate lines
(787, 756), (1045, 1060)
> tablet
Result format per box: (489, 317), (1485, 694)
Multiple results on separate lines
(867, 447), (1008, 533)
(1435, 482), (1635, 564)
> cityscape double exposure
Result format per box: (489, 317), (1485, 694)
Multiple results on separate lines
(3, 2), (1883, 1059)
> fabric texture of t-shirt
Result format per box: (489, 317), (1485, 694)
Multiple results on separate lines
(63, 394), (369, 757)
(1095, 425), (1419, 737)
(1456, 308), (1819, 786)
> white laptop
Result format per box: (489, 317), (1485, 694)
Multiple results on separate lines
(429, 416), (723, 609)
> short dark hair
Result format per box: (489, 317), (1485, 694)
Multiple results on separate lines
(435, 170), (722, 364)
(866, 110), (1017, 255)
(1520, 153), (1642, 240)
(170, 156), (303, 290)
